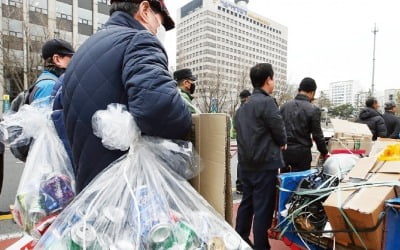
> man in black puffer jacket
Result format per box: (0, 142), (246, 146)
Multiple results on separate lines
(63, 0), (191, 192)
(280, 78), (328, 172)
(356, 97), (387, 140)
(383, 101), (400, 139)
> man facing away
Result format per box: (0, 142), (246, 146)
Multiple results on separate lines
(383, 101), (400, 139)
(62, 0), (191, 192)
(173, 68), (197, 113)
(356, 97), (387, 141)
(235, 63), (287, 250)
(280, 77), (328, 172)
(235, 89), (251, 195)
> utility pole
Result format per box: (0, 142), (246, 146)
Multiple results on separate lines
(371, 23), (378, 97)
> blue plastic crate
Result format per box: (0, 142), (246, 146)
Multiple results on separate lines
(384, 198), (400, 250)
(277, 169), (325, 250)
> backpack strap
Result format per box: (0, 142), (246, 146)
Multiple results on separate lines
(26, 73), (59, 104)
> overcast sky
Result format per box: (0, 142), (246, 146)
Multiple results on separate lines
(164, 0), (400, 94)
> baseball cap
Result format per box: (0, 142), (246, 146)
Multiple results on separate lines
(110, 0), (175, 31)
(173, 68), (197, 81)
(41, 39), (75, 60)
(239, 89), (251, 98)
(385, 101), (396, 110)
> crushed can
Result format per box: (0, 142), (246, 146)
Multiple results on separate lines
(40, 174), (75, 209)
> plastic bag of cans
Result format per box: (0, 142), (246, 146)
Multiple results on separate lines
(0, 103), (75, 239)
(36, 104), (250, 250)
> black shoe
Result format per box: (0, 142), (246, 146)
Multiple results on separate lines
(0, 210), (11, 215)
(236, 189), (243, 195)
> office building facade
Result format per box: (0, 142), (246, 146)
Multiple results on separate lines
(176, 0), (288, 113)
(329, 80), (361, 107)
(0, 0), (111, 100)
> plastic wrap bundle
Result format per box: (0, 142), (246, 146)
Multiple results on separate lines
(36, 104), (250, 250)
(0, 103), (75, 238)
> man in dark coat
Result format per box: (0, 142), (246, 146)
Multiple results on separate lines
(383, 101), (400, 139)
(235, 89), (251, 194)
(235, 63), (287, 250)
(280, 77), (328, 171)
(63, 0), (191, 192)
(356, 97), (387, 140)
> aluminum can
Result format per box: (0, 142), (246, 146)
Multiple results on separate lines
(70, 206), (99, 226)
(208, 237), (225, 250)
(103, 206), (125, 224)
(135, 186), (165, 238)
(30, 213), (59, 239)
(222, 232), (241, 250)
(27, 195), (46, 232)
(41, 175), (75, 209)
(175, 221), (201, 249)
(148, 223), (175, 249)
(70, 222), (97, 250)
(42, 192), (60, 214)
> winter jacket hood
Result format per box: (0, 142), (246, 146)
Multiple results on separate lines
(357, 107), (387, 140)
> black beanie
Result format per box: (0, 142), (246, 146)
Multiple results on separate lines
(299, 77), (317, 92)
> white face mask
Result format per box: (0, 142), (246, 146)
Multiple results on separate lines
(156, 24), (166, 44)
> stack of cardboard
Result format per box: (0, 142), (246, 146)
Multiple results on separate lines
(328, 119), (373, 155)
(323, 155), (400, 250)
(190, 113), (233, 224)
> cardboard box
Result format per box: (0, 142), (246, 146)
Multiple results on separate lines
(328, 119), (373, 154)
(324, 156), (400, 249)
(330, 119), (372, 139)
(345, 156), (400, 181)
(369, 138), (400, 156)
(328, 139), (373, 155)
(190, 113), (232, 224)
(324, 173), (398, 250)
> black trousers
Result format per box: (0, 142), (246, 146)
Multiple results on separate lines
(282, 146), (312, 172)
(0, 153), (4, 195)
(236, 163), (243, 192)
(235, 169), (277, 250)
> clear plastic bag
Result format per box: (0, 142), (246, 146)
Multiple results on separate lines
(36, 104), (249, 250)
(0, 103), (75, 238)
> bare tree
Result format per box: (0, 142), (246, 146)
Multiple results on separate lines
(227, 64), (251, 117)
(316, 90), (331, 109)
(274, 80), (296, 106)
(1, 4), (68, 98)
(195, 66), (229, 113)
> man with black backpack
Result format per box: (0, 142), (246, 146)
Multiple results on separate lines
(9, 39), (74, 162)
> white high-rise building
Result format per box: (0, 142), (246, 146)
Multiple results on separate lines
(384, 89), (400, 104)
(329, 80), (361, 107)
(176, 0), (288, 113)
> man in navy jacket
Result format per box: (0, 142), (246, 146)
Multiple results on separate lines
(63, 0), (191, 192)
